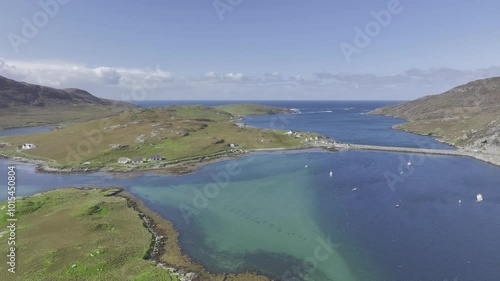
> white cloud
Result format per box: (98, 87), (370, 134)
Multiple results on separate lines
(0, 58), (175, 99)
(93, 67), (121, 85)
(1, 57), (500, 100)
(223, 72), (244, 81)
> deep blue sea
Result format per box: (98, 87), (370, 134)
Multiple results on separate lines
(1, 101), (499, 281)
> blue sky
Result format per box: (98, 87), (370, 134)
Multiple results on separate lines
(1, 0), (500, 100)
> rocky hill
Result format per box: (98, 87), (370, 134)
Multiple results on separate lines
(0, 75), (132, 128)
(0, 75), (117, 108)
(371, 77), (500, 148)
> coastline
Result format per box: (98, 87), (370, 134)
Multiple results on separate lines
(0, 143), (314, 176)
(114, 189), (272, 281)
(8, 186), (273, 280)
(2, 136), (498, 179)
(387, 124), (500, 167)
(366, 111), (500, 167)
(0, 150), (245, 176)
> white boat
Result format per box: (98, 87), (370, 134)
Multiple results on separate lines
(329, 171), (333, 178)
(407, 161), (412, 167)
(476, 194), (484, 203)
(352, 187), (357, 191)
(305, 165), (308, 168)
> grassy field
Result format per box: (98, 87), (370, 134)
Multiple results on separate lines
(0, 188), (179, 281)
(0, 105), (321, 170)
(0, 104), (132, 130)
(0, 188), (271, 281)
(215, 104), (292, 116)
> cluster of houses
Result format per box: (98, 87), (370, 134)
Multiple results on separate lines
(117, 154), (163, 164)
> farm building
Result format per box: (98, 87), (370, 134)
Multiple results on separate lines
(131, 157), (144, 164)
(21, 143), (37, 150)
(117, 157), (131, 164)
(149, 154), (163, 161)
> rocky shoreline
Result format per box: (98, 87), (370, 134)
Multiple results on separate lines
(114, 189), (271, 281)
(387, 126), (500, 167)
(113, 189), (199, 281)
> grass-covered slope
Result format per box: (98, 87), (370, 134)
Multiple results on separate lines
(0, 75), (133, 129)
(0, 105), (320, 170)
(371, 77), (500, 147)
(0, 188), (179, 281)
(215, 104), (293, 116)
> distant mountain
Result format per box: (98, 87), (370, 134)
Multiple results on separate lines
(371, 77), (500, 148)
(0, 75), (132, 129)
(0, 75), (118, 108)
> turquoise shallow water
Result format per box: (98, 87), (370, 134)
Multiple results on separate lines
(129, 151), (368, 280)
(127, 150), (500, 281)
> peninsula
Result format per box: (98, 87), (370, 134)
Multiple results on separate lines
(0, 76), (327, 174)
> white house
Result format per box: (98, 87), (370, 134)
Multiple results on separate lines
(117, 157), (131, 164)
(21, 143), (36, 150)
(131, 157), (144, 164)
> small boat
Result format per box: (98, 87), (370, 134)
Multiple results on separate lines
(329, 171), (333, 178)
(476, 194), (484, 203)
(407, 161), (412, 167)
(352, 187), (357, 191)
(394, 204), (400, 208)
(305, 165), (308, 168)
(458, 199), (462, 204)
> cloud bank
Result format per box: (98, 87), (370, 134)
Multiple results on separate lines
(1, 58), (500, 101)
